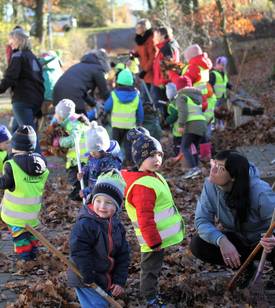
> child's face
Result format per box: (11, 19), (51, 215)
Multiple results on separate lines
(90, 151), (102, 159)
(93, 195), (116, 218)
(0, 141), (10, 151)
(53, 113), (63, 123)
(215, 63), (225, 72)
(139, 152), (163, 172)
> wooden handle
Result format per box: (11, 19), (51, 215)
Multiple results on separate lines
(227, 221), (275, 290)
(25, 225), (122, 308)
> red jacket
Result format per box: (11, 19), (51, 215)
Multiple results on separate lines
(121, 169), (162, 248)
(169, 52), (212, 90)
(134, 30), (156, 84)
(153, 39), (180, 87)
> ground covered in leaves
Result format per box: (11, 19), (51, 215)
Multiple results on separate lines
(0, 38), (275, 307)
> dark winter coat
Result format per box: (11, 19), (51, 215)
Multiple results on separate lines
(53, 51), (110, 112)
(0, 49), (44, 107)
(67, 205), (130, 291)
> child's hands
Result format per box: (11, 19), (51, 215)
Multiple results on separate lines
(52, 137), (60, 147)
(260, 235), (275, 253)
(110, 284), (125, 297)
(77, 172), (83, 180)
(79, 190), (84, 198)
(178, 127), (184, 134)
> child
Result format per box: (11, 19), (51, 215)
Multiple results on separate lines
(104, 68), (144, 166)
(165, 82), (182, 157)
(52, 99), (90, 201)
(78, 121), (122, 199)
(0, 125), (12, 174)
(0, 126), (49, 260)
(68, 170), (130, 308)
(122, 128), (185, 307)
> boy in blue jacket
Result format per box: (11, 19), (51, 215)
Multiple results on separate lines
(104, 68), (144, 166)
(68, 170), (130, 307)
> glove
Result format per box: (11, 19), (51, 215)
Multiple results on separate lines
(52, 137), (60, 147)
(138, 70), (147, 79)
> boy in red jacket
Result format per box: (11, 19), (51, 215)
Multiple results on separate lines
(122, 128), (185, 307)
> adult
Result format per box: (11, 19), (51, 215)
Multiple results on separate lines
(0, 29), (44, 153)
(134, 18), (155, 101)
(53, 49), (110, 114)
(152, 27), (180, 119)
(190, 150), (275, 288)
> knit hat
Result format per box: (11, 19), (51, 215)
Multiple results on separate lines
(11, 125), (37, 152)
(0, 125), (11, 143)
(127, 127), (163, 167)
(215, 56), (228, 67)
(86, 121), (110, 152)
(184, 44), (203, 62)
(166, 82), (177, 100)
(117, 69), (134, 86)
(55, 99), (75, 119)
(92, 169), (126, 211)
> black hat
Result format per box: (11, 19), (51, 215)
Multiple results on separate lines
(11, 125), (37, 152)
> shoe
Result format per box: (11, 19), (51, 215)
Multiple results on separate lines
(235, 263), (257, 289)
(147, 295), (166, 307)
(183, 167), (201, 179)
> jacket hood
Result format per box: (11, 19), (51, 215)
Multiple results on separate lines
(248, 163), (261, 183)
(189, 52), (212, 70)
(121, 169), (156, 195)
(178, 87), (203, 105)
(81, 50), (111, 73)
(135, 29), (153, 45)
(12, 153), (48, 176)
(114, 88), (138, 103)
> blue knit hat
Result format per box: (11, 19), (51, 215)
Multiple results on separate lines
(0, 125), (11, 143)
(127, 127), (163, 167)
(11, 125), (37, 152)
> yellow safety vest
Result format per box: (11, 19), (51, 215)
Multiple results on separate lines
(111, 91), (139, 129)
(185, 96), (206, 123)
(212, 70), (228, 99)
(204, 94), (217, 124)
(182, 65), (209, 95)
(125, 173), (185, 252)
(0, 150), (7, 174)
(1, 159), (49, 227)
(167, 102), (182, 137)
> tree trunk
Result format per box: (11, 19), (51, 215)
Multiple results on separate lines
(147, 0), (153, 10)
(34, 0), (45, 44)
(216, 0), (238, 75)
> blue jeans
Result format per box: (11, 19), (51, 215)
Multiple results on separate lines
(12, 101), (41, 153)
(181, 133), (204, 168)
(75, 287), (109, 308)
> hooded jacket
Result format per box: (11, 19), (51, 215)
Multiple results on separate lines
(195, 165), (275, 246)
(67, 205), (130, 290)
(104, 86), (144, 125)
(176, 87), (207, 137)
(0, 153), (48, 191)
(134, 29), (155, 84)
(169, 53), (212, 91)
(53, 51), (110, 112)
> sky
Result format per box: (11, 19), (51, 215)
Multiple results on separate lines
(116, 0), (147, 10)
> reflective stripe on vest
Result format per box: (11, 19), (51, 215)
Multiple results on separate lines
(125, 173), (185, 252)
(1, 159), (49, 227)
(167, 102), (182, 137)
(0, 150), (7, 174)
(213, 70), (228, 99)
(111, 91), (139, 129)
(182, 65), (209, 95)
(64, 119), (89, 169)
(186, 96), (206, 122)
(204, 94), (217, 124)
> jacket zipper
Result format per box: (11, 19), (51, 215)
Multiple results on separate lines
(106, 217), (114, 290)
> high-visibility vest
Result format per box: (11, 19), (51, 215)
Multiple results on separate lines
(63, 118), (89, 169)
(125, 173), (185, 252)
(212, 70), (228, 99)
(1, 159), (49, 227)
(185, 96), (206, 123)
(204, 94), (217, 124)
(0, 150), (7, 174)
(182, 65), (209, 96)
(167, 102), (182, 137)
(111, 91), (139, 129)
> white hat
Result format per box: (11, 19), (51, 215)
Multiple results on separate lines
(183, 44), (203, 62)
(166, 82), (177, 100)
(86, 121), (110, 152)
(55, 99), (75, 119)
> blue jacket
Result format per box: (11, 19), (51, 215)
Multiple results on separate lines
(67, 206), (130, 290)
(82, 140), (122, 197)
(104, 87), (144, 125)
(195, 165), (275, 246)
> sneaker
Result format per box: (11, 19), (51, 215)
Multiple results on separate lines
(236, 263), (257, 289)
(147, 295), (166, 307)
(183, 167), (201, 179)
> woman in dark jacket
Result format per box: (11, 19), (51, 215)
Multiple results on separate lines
(0, 29), (44, 153)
